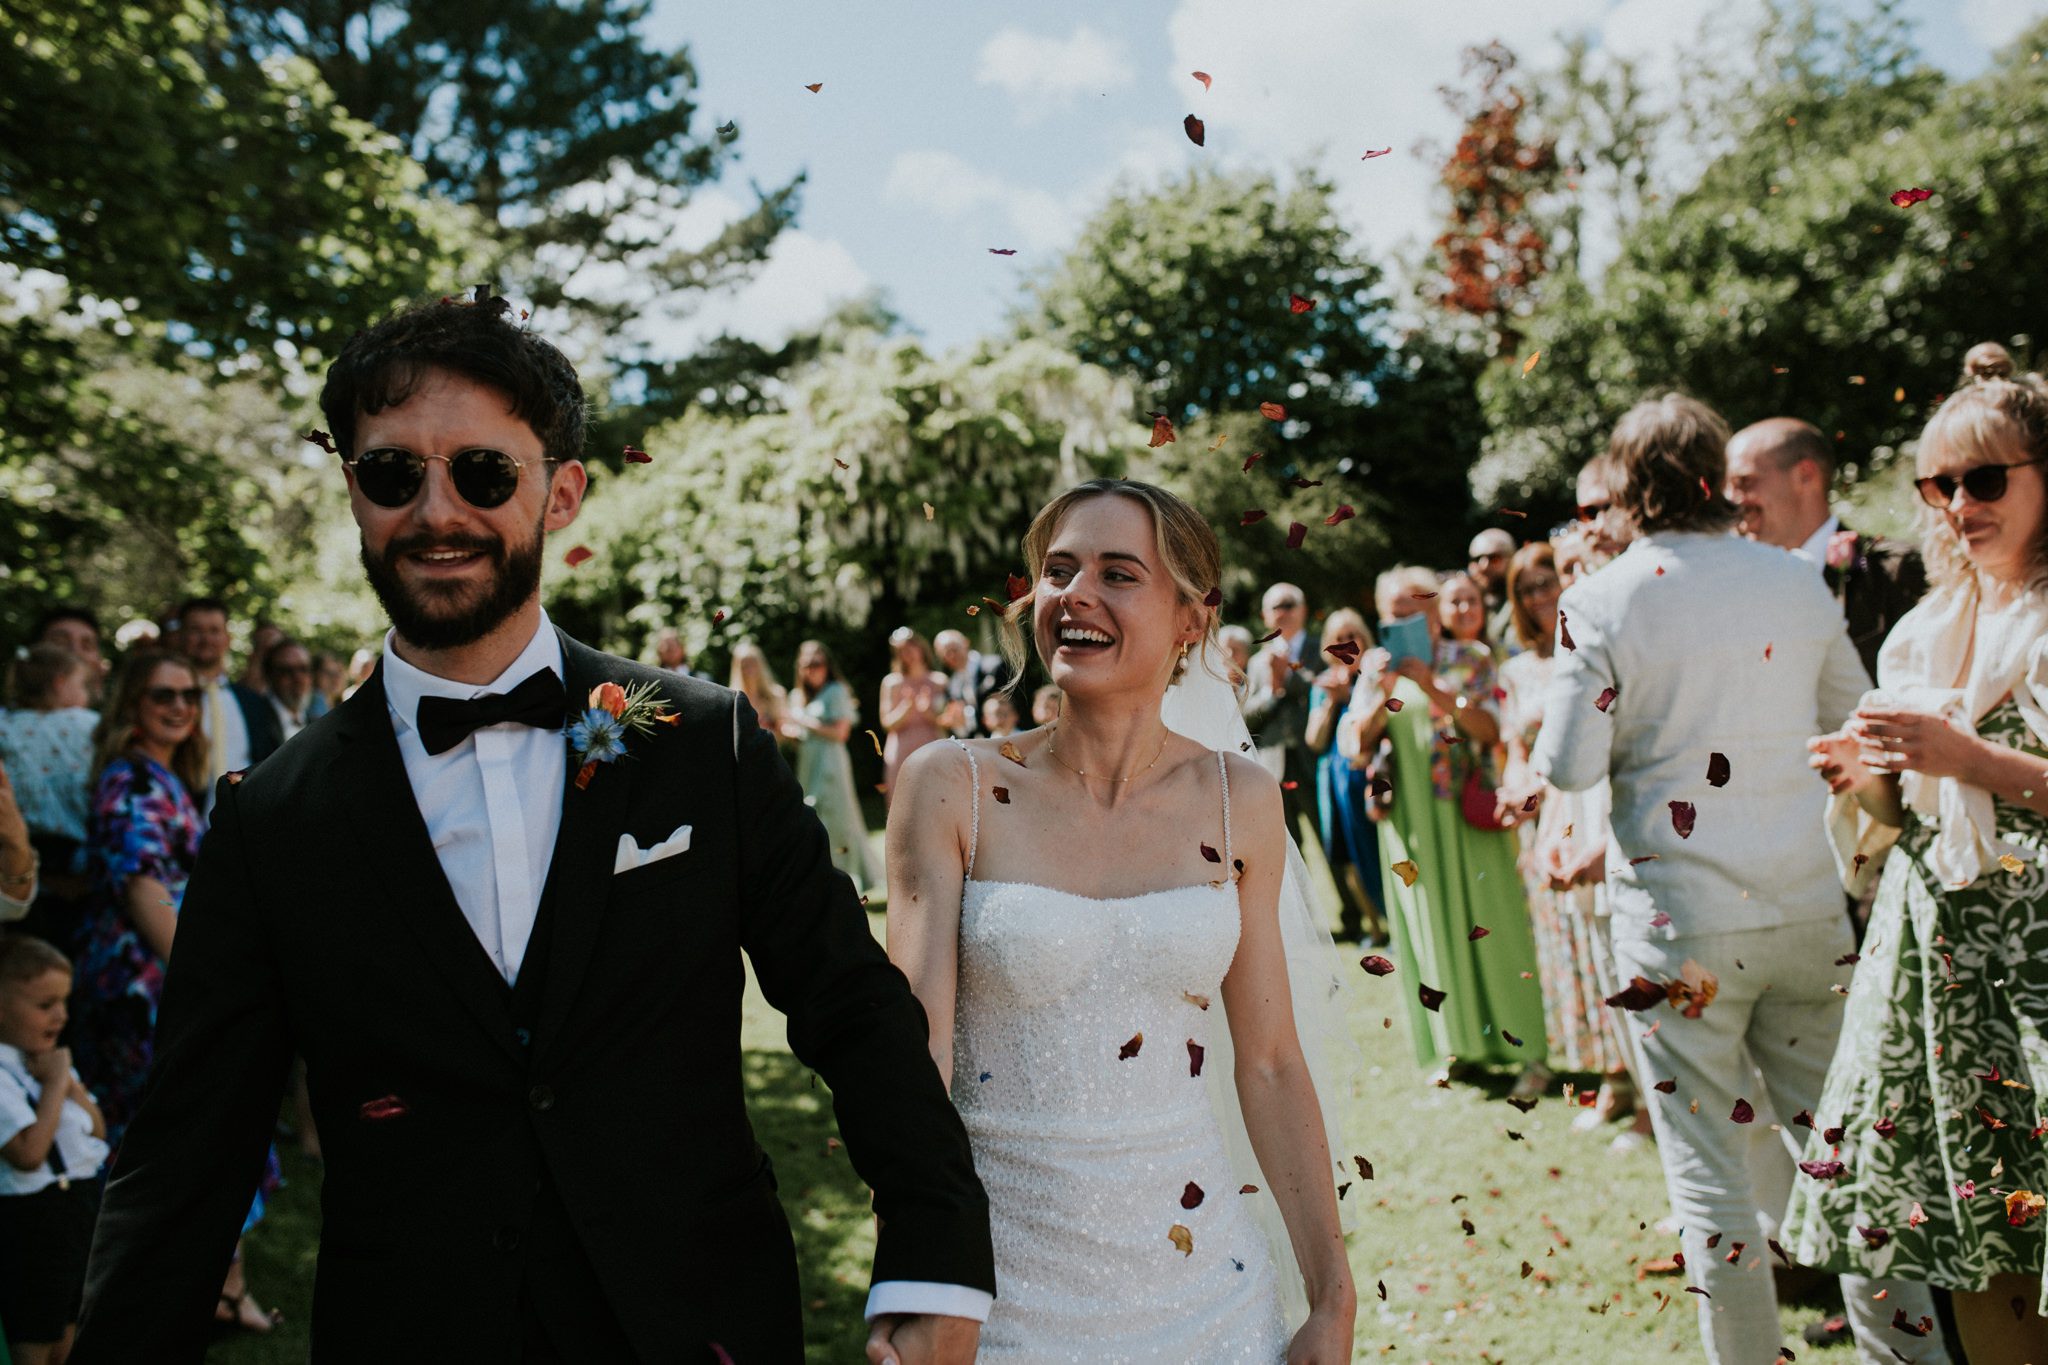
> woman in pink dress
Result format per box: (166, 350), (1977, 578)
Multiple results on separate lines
(880, 627), (948, 807)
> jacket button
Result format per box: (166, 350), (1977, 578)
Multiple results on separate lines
(494, 1226), (521, 1252)
(514, 1027), (532, 1049)
(528, 1084), (555, 1112)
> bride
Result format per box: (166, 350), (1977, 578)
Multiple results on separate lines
(877, 479), (1357, 1363)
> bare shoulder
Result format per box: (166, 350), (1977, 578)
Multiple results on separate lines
(894, 735), (975, 807)
(1218, 748), (1285, 827)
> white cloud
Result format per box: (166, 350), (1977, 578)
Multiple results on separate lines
(536, 182), (871, 362)
(1960, 0), (2048, 48)
(976, 24), (1134, 119)
(883, 149), (1077, 250)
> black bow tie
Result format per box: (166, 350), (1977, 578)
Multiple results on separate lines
(414, 669), (567, 757)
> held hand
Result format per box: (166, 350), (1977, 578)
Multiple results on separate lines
(25, 1045), (71, 1089)
(1495, 782), (1543, 827)
(1286, 1303), (1357, 1364)
(1850, 706), (1979, 781)
(0, 758), (27, 853)
(1312, 667), (1354, 701)
(1808, 729), (1883, 795)
(865, 1313), (981, 1365)
(1265, 648), (1292, 690)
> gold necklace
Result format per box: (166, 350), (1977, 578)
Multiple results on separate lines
(1046, 724), (1170, 784)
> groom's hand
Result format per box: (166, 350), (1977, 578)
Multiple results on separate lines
(864, 1312), (980, 1365)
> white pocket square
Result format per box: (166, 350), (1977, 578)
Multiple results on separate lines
(614, 825), (692, 875)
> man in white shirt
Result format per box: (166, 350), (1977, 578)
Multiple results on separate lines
(1533, 394), (1948, 1365)
(74, 294), (991, 1365)
(175, 597), (284, 794)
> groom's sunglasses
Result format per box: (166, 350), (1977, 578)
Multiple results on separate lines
(1914, 458), (2042, 510)
(346, 446), (555, 510)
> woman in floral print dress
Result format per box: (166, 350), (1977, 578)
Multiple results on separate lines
(1786, 343), (2048, 1362)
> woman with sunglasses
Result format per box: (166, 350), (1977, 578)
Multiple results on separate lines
(1785, 341), (2048, 1362)
(69, 650), (284, 1335)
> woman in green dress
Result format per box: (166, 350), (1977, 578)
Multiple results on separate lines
(1787, 342), (2048, 1362)
(780, 640), (880, 894)
(1338, 565), (1546, 1083)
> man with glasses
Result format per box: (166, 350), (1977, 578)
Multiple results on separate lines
(1726, 418), (1925, 679)
(1467, 528), (1518, 653)
(1243, 582), (1354, 921)
(261, 638), (317, 741)
(73, 293), (993, 1364)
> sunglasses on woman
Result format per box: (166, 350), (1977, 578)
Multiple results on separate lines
(1575, 500), (1611, 522)
(345, 446), (555, 510)
(1914, 458), (2043, 510)
(144, 686), (203, 708)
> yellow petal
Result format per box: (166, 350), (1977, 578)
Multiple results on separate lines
(1168, 1223), (1194, 1256)
(1391, 859), (1420, 887)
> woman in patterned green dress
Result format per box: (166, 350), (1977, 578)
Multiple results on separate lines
(1785, 342), (2048, 1362)
(781, 640), (880, 894)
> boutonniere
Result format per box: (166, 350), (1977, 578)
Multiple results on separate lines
(566, 680), (679, 790)
(1822, 529), (1860, 593)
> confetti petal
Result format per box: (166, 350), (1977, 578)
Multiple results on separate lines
(1360, 147), (1392, 160)
(1181, 1181), (1205, 1209)
(1191, 70), (1212, 91)
(1324, 639), (1362, 666)
(1183, 114), (1205, 146)
(1468, 925), (1490, 941)
(1558, 611), (1576, 651)
(1285, 522), (1308, 550)
(1360, 954), (1396, 976)
(1203, 586), (1223, 608)
(1240, 509), (1267, 526)
(1706, 752), (1730, 787)
(992, 786), (1011, 805)
(1149, 413), (1177, 447)
(1730, 1098), (1755, 1124)
(804, 82), (823, 93)
(1889, 187), (1933, 207)
(1200, 842), (1222, 863)
(304, 428), (337, 454)
(622, 444), (652, 464)
(1241, 451), (1266, 471)
(1000, 741), (1027, 767)
(1595, 686), (1618, 713)
(563, 545), (594, 568)
(1188, 1040), (1205, 1076)
(923, 502), (935, 521)
(1669, 801), (1697, 839)
(1258, 401), (1287, 421)
(1418, 983), (1446, 1012)
(1168, 1223), (1194, 1255)
(1324, 504), (1356, 526)
(1354, 1155), (1375, 1180)
(1390, 859), (1419, 887)
(1289, 293), (1316, 314)
(1118, 1032), (1144, 1060)
(988, 247), (1018, 255)
(1521, 350), (1542, 375)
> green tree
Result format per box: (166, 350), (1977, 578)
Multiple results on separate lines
(1021, 166), (1487, 619)
(1471, 5), (2047, 507)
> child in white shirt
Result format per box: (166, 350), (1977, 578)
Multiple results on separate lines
(0, 933), (107, 1365)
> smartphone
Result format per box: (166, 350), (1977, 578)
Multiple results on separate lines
(1378, 613), (1433, 670)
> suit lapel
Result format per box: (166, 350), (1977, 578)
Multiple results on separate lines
(331, 668), (526, 1067)
(532, 633), (634, 1061)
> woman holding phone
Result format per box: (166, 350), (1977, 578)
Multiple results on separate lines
(1339, 566), (1545, 1086)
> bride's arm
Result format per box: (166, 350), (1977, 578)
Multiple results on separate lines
(1219, 759), (1357, 1360)
(884, 742), (972, 1088)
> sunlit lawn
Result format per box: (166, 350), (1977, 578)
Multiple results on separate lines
(212, 832), (1865, 1362)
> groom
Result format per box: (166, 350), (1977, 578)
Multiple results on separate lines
(71, 296), (993, 1362)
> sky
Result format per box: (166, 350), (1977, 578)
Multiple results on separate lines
(630, 0), (2048, 359)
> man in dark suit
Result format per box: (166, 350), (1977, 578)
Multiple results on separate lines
(933, 630), (1007, 737)
(72, 297), (992, 1364)
(176, 596), (286, 792)
(1726, 418), (1927, 679)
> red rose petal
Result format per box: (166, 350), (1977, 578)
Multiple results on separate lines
(1730, 1098), (1755, 1124)
(804, 82), (823, 93)
(1706, 753), (1730, 787)
(1354, 1155), (1375, 1180)
(1360, 147), (1392, 160)
(1324, 504), (1356, 526)
(1183, 113), (1206, 146)
(1118, 1032), (1144, 1060)
(1258, 401), (1287, 421)
(1181, 1181), (1205, 1209)
(1594, 686), (1618, 713)
(1191, 70), (1212, 91)
(1468, 925), (1490, 941)
(1800, 1159), (1847, 1180)
(1324, 639), (1362, 666)
(1605, 976), (1666, 1011)
(622, 444), (652, 464)
(1669, 801), (1697, 839)
(304, 428), (337, 454)
(1200, 842), (1221, 863)
(1240, 509), (1267, 526)
(1889, 187), (1933, 207)
(1148, 414), (1177, 447)
(1285, 522), (1307, 550)
(564, 545), (594, 568)
(1188, 1040), (1205, 1076)
(1203, 586), (1223, 608)
(1558, 611), (1576, 651)
(1006, 573), (1031, 602)
(1653, 1079), (1677, 1094)
(992, 786), (1010, 805)
(1360, 954), (1396, 976)
(1418, 983), (1446, 1012)
(1289, 293), (1316, 314)
(988, 247), (1018, 255)
(1241, 451), (1266, 471)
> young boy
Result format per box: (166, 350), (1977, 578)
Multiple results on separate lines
(980, 692), (1020, 740)
(0, 934), (107, 1365)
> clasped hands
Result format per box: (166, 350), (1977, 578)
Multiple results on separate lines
(865, 1313), (979, 1365)
(1810, 701), (1979, 794)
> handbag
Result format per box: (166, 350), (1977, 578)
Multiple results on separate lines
(1458, 749), (1510, 833)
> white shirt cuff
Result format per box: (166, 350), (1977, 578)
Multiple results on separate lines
(863, 1280), (993, 1324)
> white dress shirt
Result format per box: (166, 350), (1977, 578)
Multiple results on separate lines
(271, 695), (309, 742)
(377, 615), (987, 1325)
(1790, 514), (1841, 572)
(379, 616), (567, 984)
(0, 1044), (109, 1196)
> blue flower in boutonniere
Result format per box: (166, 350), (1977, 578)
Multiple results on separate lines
(566, 679), (678, 790)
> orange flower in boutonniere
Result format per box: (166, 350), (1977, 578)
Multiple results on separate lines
(566, 680), (676, 789)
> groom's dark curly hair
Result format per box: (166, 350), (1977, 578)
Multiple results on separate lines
(318, 290), (588, 465)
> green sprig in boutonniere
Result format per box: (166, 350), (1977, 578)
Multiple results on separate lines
(565, 680), (678, 790)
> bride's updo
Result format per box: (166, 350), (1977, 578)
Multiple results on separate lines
(998, 479), (1222, 689)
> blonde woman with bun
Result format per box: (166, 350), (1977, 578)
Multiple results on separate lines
(1787, 342), (2048, 1361)
(882, 479), (1355, 1363)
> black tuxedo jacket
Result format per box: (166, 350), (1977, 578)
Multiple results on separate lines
(73, 632), (991, 1363)
(1831, 525), (1927, 681)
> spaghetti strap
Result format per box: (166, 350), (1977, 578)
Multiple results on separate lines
(952, 737), (980, 880)
(1215, 750), (1232, 870)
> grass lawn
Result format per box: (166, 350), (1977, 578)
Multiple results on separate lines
(210, 835), (1866, 1362)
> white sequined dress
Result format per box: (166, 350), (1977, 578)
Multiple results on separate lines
(949, 743), (1289, 1363)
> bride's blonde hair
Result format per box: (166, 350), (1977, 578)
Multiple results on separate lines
(997, 479), (1221, 691)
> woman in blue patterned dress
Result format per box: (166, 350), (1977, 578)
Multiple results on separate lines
(1786, 343), (2048, 1361)
(71, 649), (284, 1334)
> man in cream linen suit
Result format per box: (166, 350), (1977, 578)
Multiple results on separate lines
(1532, 395), (1948, 1365)
(74, 295), (992, 1364)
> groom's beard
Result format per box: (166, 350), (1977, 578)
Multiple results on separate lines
(360, 518), (545, 651)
